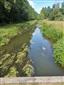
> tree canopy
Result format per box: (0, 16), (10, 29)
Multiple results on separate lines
(40, 2), (64, 20)
(0, 0), (38, 24)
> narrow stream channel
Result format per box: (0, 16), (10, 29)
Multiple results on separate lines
(28, 27), (64, 76)
(0, 26), (64, 77)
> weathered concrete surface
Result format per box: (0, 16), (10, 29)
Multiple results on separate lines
(0, 76), (64, 85)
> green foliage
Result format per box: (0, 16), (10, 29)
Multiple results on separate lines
(22, 64), (34, 77)
(40, 2), (64, 20)
(49, 8), (63, 20)
(41, 22), (63, 43)
(5, 66), (17, 77)
(15, 46), (33, 76)
(0, 0), (37, 24)
(0, 53), (15, 77)
(40, 7), (51, 19)
(61, 2), (64, 15)
(54, 38), (64, 67)
(0, 21), (36, 77)
(0, 20), (36, 46)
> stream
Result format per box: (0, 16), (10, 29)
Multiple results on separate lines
(28, 27), (64, 76)
(0, 26), (64, 76)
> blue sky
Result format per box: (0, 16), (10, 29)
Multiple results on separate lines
(27, 0), (64, 13)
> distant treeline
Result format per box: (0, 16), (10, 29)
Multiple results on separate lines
(40, 2), (64, 20)
(0, 0), (38, 24)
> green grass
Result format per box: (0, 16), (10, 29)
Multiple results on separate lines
(53, 38), (64, 68)
(0, 25), (18, 46)
(0, 20), (36, 77)
(39, 20), (63, 43)
(39, 20), (64, 68)
(5, 66), (17, 77)
(0, 20), (36, 46)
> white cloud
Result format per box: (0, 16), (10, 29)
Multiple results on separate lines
(27, 0), (41, 14)
(36, 7), (42, 14)
(27, 0), (35, 8)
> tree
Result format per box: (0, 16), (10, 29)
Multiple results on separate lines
(0, 0), (38, 24)
(49, 3), (63, 20)
(40, 3), (64, 21)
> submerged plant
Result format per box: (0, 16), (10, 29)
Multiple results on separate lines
(22, 64), (34, 77)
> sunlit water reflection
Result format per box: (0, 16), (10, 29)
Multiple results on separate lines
(28, 27), (64, 76)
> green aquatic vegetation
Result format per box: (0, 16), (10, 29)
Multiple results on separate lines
(0, 53), (16, 77)
(0, 25), (18, 46)
(5, 67), (17, 77)
(16, 51), (27, 67)
(15, 46), (33, 77)
(22, 64), (34, 77)
(0, 46), (33, 77)
(0, 21), (36, 77)
(0, 54), (11, 65)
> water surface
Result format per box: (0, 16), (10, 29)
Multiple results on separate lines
(28, 27), (64, 76)
(0, 26), (64, 76)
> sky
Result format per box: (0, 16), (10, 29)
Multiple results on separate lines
(27, 0), (64, 13)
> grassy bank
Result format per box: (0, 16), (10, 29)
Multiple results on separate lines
(0, 20), (36, 47)
(39, 20), (64, 67)
(0, 21), (36, 77)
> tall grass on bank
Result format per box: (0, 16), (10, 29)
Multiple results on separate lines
(39, 20), (63, 43)
(39, 20), (64, 68)
(54, 38), (64, 67)
(0, 20), (36, 46)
